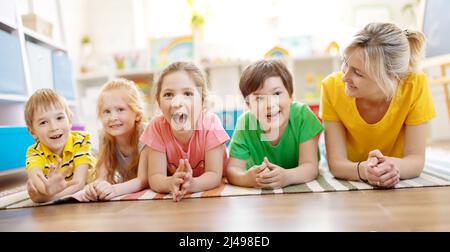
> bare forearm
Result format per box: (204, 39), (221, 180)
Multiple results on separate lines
(190, 172), (221, 192)
(285, 163), (319, 185)
(389, 155), (424, 179)
(227, 166), (254, 187)
(148, 175), (173, 193)
(328, 158), (361, 181)
(112, 177), (148, 197)
(52, 182), (85, 201)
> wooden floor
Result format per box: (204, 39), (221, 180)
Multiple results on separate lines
(1, 140), (449, 231)
(1, 186), (450, 231)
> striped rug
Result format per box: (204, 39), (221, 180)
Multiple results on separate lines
(1, 148), (449, 209)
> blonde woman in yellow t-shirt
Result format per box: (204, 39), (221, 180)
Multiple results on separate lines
(319, 22), (436, 188)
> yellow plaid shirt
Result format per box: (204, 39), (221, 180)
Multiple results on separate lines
(26, 131), (96, 183)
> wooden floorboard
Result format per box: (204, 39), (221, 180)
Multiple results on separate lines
(1, 186), (450, 231)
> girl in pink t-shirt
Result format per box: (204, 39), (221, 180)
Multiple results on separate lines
(141, 62), (229, 202)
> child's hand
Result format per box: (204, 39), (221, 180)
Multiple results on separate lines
(83, 182), (99, 201)
(171, 159), (188, 202)
(36, 159), (77, 197)
(256, 157), (287, 189)
(27, 179), (50, 203)
(247, 159), (269, 188)
(95, 181), (115, 200)
(177, 159), (193, 201)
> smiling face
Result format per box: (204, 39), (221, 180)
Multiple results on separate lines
(247, 76), (293, 135)
(158, 70), (203, 132)
(99, 89), (140, 138)
(341, 47), (385, 99)
(29, 105), (72, 156)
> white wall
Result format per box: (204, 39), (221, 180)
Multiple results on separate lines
(83, 0), (135, 60)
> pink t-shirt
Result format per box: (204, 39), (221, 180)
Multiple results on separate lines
(140, 112), (230, 177)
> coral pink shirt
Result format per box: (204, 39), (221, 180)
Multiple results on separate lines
(140, 112), (230, 177)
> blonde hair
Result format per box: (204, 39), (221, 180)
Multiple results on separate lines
(24, 88), (73, 130)
(345, 22), (426, 100)
(152, 61), (209, 112)
(96, 78), (146, 183)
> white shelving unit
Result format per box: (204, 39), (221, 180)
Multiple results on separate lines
(0, 0), (78, 172)
(0, 0), (78, 126)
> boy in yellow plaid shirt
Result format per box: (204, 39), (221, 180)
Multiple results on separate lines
(24, 89), (95, 203)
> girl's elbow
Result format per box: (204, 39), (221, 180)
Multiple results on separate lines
(137, 177), (149, 190)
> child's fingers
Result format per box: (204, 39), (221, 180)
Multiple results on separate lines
(84, 189), (97, 202)
(181, 180), (190, 195)
(178, 159), (185, 172)
(259, 181), (280, 189)
(85, 185), (98, 199)
(55, 158), (62, 167)
(258, 168), (278, 179)
(184, 159), (192, 173)
(27, 179), (38, 193)
(263, 157), (270, 166)
(172, 188), (179, 202)
(176, 191), (184, 202)
(104, 190), (116, 200)
(97, 185), (113, 200)
(56, 158), (62, 169)
(257, 175), (278, 184)
(61, 165), (73, 178)
(79, 190), (93, 202)
(48, 163), (56, 177)
(36, 172), (49, 186)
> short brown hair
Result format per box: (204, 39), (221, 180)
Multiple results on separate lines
(24, 88), (73, 129)
(239, 59), (293, 99)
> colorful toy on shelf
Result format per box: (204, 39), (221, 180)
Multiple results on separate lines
(326, 41), (340, 56)
(264, 46), (289, 59)
(114, 54), (125, 70)
(303, 72), (323, 101)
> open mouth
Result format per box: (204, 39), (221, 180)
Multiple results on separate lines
(49, 134), (63, 140)
(266, 110), (280, 121)
(172, 112), (188, 125)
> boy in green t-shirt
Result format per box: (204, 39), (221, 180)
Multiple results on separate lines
(227, 59), (323, 189)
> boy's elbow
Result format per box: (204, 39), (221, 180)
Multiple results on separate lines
(303, 163), (319, 183)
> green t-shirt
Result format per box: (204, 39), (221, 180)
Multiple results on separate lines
(229, 102), (324, 170)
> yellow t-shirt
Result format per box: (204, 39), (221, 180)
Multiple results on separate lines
(26, 131), (96, 183)
(319, 72), (436, 162)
